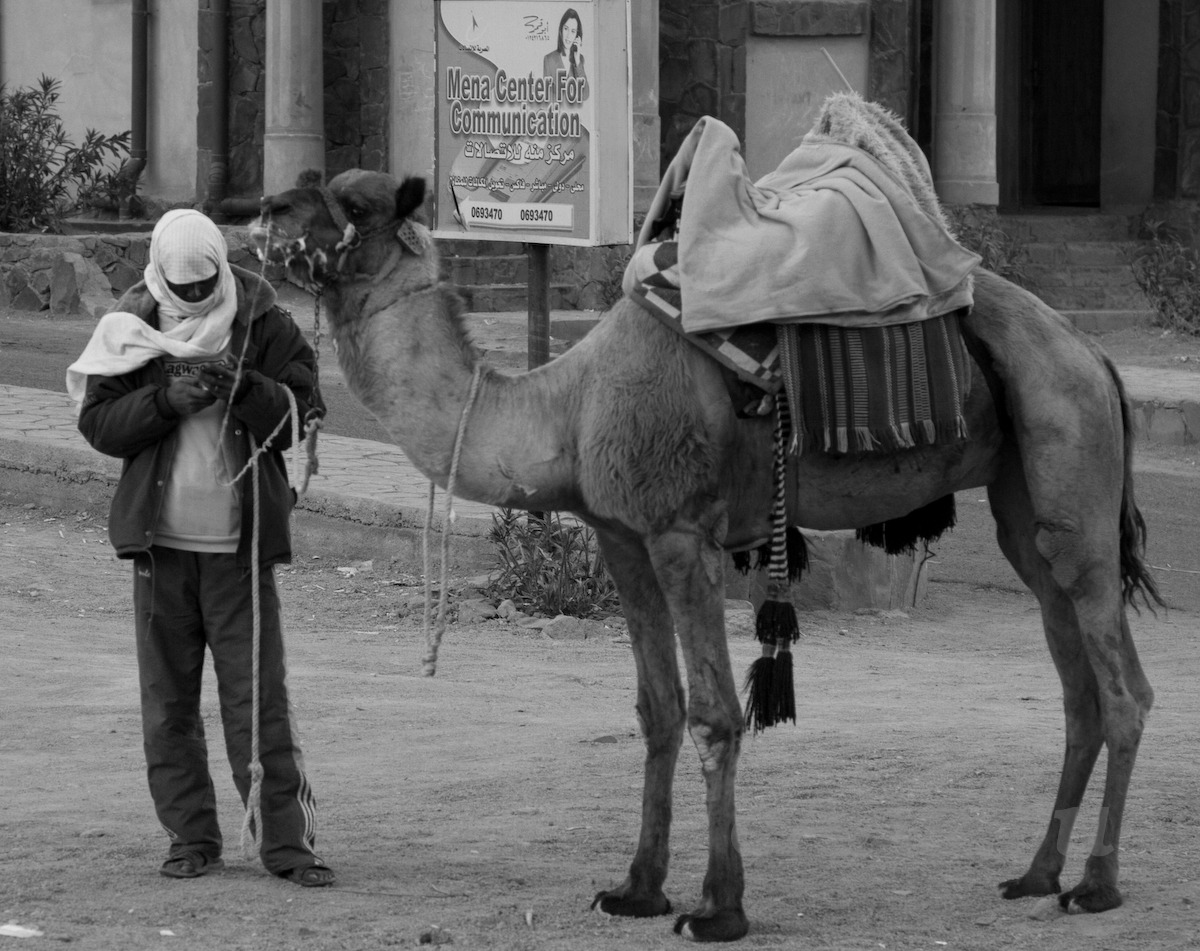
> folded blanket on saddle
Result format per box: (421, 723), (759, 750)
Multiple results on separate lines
(626, 239), (972, 453)
(625, 92), (981, 334)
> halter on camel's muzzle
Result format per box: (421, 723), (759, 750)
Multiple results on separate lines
(270, 186), (432, 290)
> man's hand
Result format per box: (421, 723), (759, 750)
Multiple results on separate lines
(164, 374), (217, 417)
(197, 363), (247, 404)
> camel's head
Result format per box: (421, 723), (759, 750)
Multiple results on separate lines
(250, 169), (431, 290)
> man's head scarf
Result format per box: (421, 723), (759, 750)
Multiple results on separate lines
(65, 211), (241, 407)
(144, 209), (239, 345)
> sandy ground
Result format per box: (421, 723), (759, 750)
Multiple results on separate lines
(3, 300), (1199, 947)
(3, 495), (1198, 951)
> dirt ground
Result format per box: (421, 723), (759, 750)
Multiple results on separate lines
(2, 306), (1199, 948)
(3, 490), (1199, 950)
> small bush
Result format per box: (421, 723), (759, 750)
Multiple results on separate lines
(0, 75), (132, 233)
(583, 244), (634, 310)
(944, 204), (1030, 286)
(485, 508), (621, 618)
(1132, 220), (1200, 336)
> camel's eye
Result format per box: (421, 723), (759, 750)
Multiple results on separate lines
(346, 203), (366, 221)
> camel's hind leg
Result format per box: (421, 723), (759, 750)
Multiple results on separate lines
(590, 527), (685, 921)
(987, 450), (1153, 912)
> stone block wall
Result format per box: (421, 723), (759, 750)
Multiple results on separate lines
(324, 0), (391, 178)
(1156, 0), (1200, 201)
(659, 0), (747, 170)
(1153, 0), (1200, 243)
(227, 1), (268, 198)
(659, 1), (917, 175)
(866, 0), (914, 118)
(0, 231), (267, 319)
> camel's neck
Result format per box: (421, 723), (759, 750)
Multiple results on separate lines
(323, 277), (581, 511)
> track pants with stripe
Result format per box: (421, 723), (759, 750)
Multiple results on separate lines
(133, 546), (321, 875)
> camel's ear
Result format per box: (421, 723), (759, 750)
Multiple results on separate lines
(296, 168), (324, 188)
(395, 176), (427, 221)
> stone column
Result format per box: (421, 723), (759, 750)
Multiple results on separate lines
(933, 0), (999, 205)
(263, 0), (324, 194)
(631, 0), (661, 215)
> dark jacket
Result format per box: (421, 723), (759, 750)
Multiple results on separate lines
(77, 266), (324, 568)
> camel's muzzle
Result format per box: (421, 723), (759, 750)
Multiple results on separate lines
(249, 219), (333, 290)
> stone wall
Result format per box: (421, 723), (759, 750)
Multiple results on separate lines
(227, 1), (268, 198)
(1184, 0), (1200, 200)
(659, 0), (746, 169)
(1153, 0), (1200, 242)
(866, 0), (914, 118)
(218, 0), (391, 200)
(659, 1), (916, 175)
(0, 231), (265, 319)
(324, 0), (391, 177)
(1156, 0), (1200, 200)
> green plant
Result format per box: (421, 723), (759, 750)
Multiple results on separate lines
(485, 508), (621, 618)
(0, 75), (131, 233)
(944, 205), (1030, 286)
(1132, 220), (1200, 336)
(577, 244), (633, 310)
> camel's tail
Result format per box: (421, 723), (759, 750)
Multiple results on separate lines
(1107, 355), (1165, 610)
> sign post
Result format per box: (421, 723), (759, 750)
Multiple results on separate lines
(433, 0), (633, 365)
(527, 243), (550, 368)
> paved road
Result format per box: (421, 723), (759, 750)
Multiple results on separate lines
(2, 297), (1197, 613)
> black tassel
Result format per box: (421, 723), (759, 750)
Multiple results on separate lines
(744, 653), (776, 732)
(856, 521), (887, 550)
(857, 495), (957, 555)
(755, 594), (800, 646)
(772, 647), (796, 724)
(785, 527), (808, 582)
(731, 541), (773, 575)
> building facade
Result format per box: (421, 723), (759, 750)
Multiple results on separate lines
(1, 0), (1198, 237)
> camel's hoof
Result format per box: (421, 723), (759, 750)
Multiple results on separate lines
(1059, 881), (1122, 914)
(673, 909), (749, 942)
(999, 872), (1061, 900)
(591, 889), (672, 919)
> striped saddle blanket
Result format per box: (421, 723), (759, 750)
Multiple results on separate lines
(626, 240), (972, 454)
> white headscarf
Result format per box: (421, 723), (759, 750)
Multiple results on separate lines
(144, 209), (238, 342)
(65, 210), (240, 407)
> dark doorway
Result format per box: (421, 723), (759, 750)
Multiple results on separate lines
(1017, 0), (1105, 207)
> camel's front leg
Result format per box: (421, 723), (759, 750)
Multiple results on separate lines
(591, 527), (685, 920)
(647, 503), (749, 942)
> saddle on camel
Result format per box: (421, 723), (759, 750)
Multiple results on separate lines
(250, 92), (1161, 942)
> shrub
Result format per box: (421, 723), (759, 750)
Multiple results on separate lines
(0, 75), (132, 233)
(485, 508), (621, 618)
(944, 204), (1030, 286)
(1132, 220), (1200, 336)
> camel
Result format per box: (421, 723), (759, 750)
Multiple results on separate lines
(249, 168), (1160, 942)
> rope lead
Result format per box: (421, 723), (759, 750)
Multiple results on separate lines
(422, 365), (484, 676)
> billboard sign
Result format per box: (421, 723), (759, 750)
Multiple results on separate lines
(433, 0), (632, 246)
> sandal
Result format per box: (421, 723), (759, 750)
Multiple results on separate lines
(160, 851), (224, 879)
(281, 864), (336, 888)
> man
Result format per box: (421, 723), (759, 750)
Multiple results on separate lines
(68, 210), (334, 886)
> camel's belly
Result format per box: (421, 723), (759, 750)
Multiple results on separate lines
(788, 435), (1001, 529)
(720, 372), (1003, 545)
